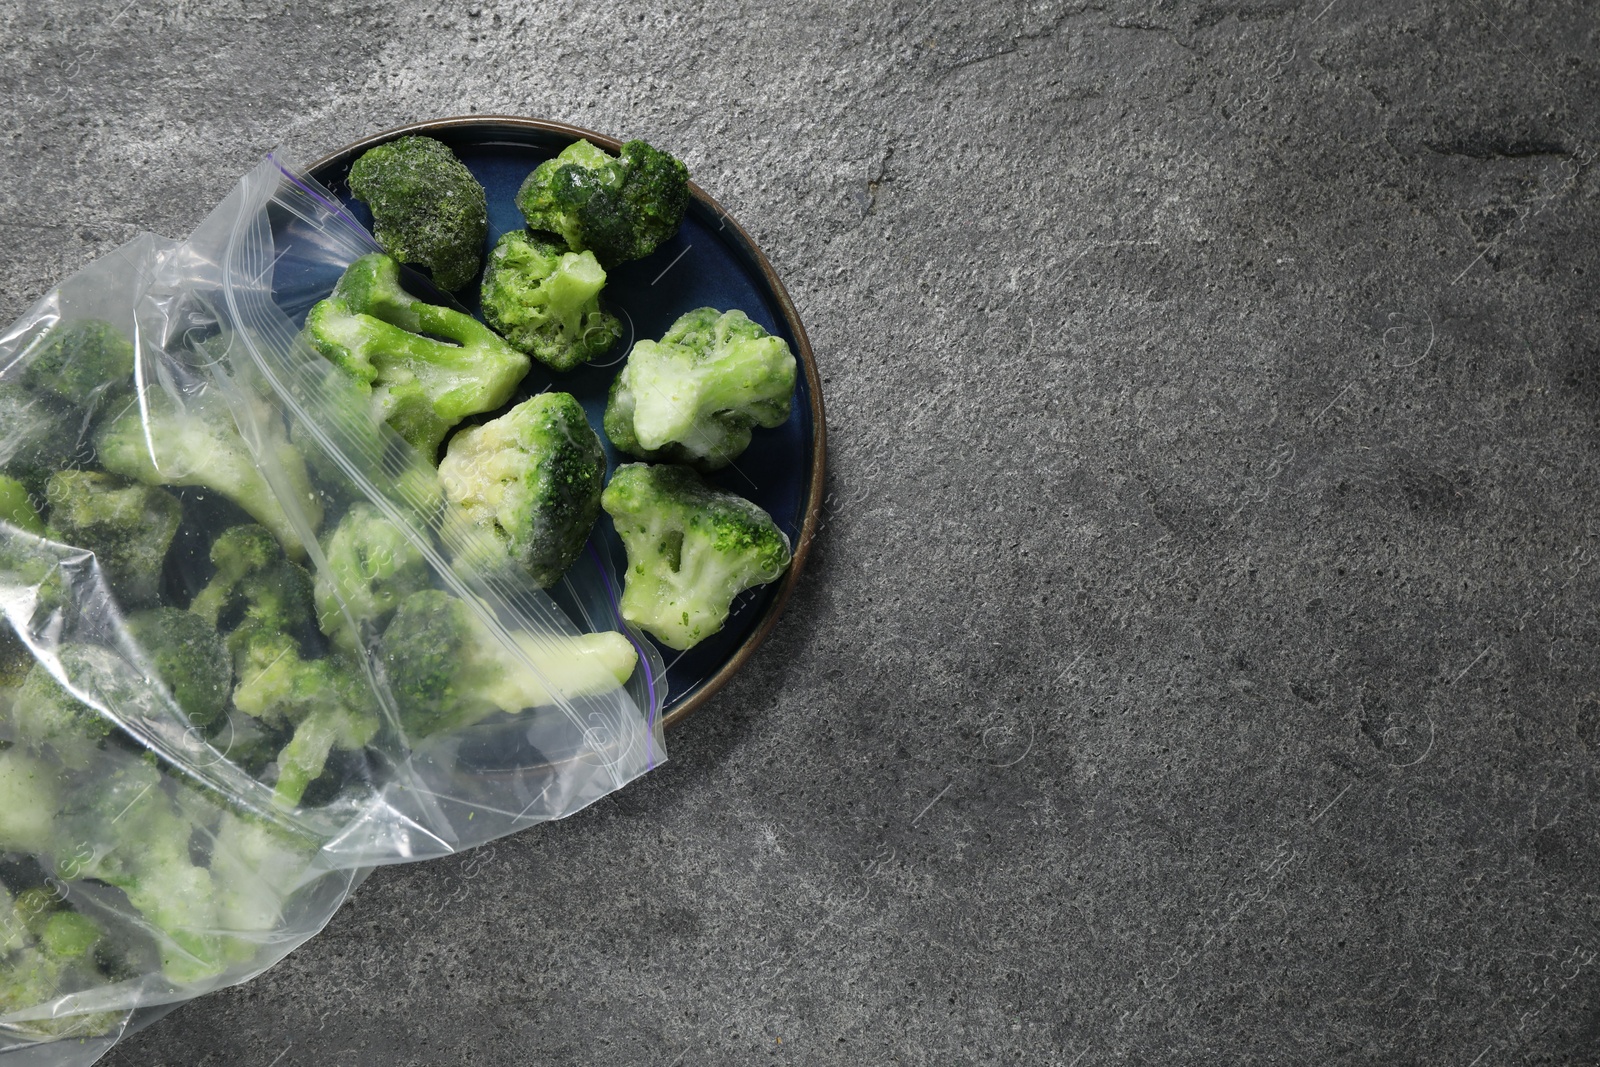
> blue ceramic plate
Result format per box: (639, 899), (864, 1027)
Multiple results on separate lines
(302, 116), (825, 729)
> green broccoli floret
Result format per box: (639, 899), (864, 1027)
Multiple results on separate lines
(378, 589), (635, 738)
(59, 758), (239, 985)
(0, 884), (122, 1040)
(0, 384), (83, 498)
(0, 749), (61, 858)
(348, 136), (488, 292)
(22, 319), (134, 413)
(313, 503), (432, 656)
(6, 644), (148, 771)
(603, 307), (796, 471)
(0, 474), (43, 534)
(43, 471), (181, 607)
(515, 138), (690, 266)
(188, 525), (317, 658)
(228, 628), (377, 808)
(600, 463), (791, 650)
(125, 608), (231, 731)
(479, 231), (622, 371)
(437, 393), (605, 588)
(303, 253), (530, 460)
(94, 388), (322, 559)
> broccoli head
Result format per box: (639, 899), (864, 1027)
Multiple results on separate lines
(314, 503), (431, 656)
(378, 589), (636, 738)
(188, 524), (317, 657)
(0, 749), (61, 858)
(479, 231), (622, 371)
(22, 318), (134, 414)
(600, 463), (791, 650)
(515, 138), (689, 266)
(94, 388), (322, 559)
(348, 135), (488, 292)
(7, 646), (132, 771)
(303, 253), (530, 460)
(603, 307), (796, 471)
(228, 626), (377, 807)
(125, 607), (231, 731)
(437, 393), (605, 588)
(43, 470), (181, 608)
(0, 474), (43, 534)
(0, 884), (122, 1040)
(0, 384), (84, 498)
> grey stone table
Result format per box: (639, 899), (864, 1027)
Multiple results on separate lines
(4, 0), (1599, 1063)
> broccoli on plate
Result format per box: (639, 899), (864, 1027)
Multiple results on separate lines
(515, 138), (689, 266)
(479, 231), (622, 371)
(600, 463), (791, 650)
(604, 307), (796, 471)
(437, 393), (605, 588)
(303, 253), (530, 460)
(378, 589), (635, 738)
(348, 136), (488, 292)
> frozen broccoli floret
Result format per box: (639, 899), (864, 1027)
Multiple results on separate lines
(228, 627), (377, 807)
(0, 474), (43, 534)
(479, 231), (622, 371)
(303, 253), (530, 460)
(0, 384), (84, 498)
(0, 885), (121, 1040)
(125, 608), (231, 731)
(437, 393), (604, 588)
(515, 138), (689, 266)
(22, 319), (134, 414)
(603, 308), (796, 471)
(188, 525), (317, 658)
(378, 589), (635, 738)
(59, 759), (239, 985)
(43, 471), (181, 607)
(7, 644), (143, 770)
(0, 749), (61, 857)
(95, 388), (322, 559)
(314, 503), (431, 656)
(600, 463), (791, 650)
(348, 136), (488, 292)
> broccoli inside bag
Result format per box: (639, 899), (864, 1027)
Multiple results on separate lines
(0, 157), (666, 1061)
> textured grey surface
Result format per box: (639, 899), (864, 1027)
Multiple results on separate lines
(4, 0), (1600, 1063)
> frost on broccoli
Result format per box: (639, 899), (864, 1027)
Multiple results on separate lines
(43, 471), (181, 608)
(94, 388), (322, 559)
(378, 589), (635, 738)
(6, 647), (127, 771)
(479, 231), (621, 371)
(348, 136), (488, 292)
(0, 474), (43, 534)
(600, 463), (791, 650)
(603, 308), (796, 471)
(437, 393), (604, 588)
(0, 385), (83, 498)
(229, 631), (377, 808)
(0, 882), (122, 1041)
(314, 503), (431, 656)
(125, 607), (231, 731)
(22, 319), (134, 416)
(515, 138), (689, 266)
(303, 253), (530, 460)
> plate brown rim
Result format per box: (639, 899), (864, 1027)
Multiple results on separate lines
(304, 114), (827, 733)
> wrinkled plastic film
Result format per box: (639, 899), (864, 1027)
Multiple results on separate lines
(0, 155), (667, 1062)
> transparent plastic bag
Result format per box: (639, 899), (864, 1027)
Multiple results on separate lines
(0, 156), (666, 1063)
